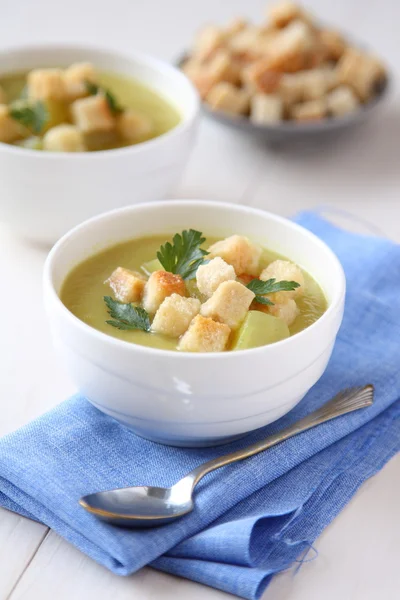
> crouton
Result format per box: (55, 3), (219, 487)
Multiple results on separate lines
(205, 82), (250, 115)
(326, 85), (359, 117)
(182, 60), (217, 99)
(116, 110), (153, 141)
(27, 68), (66, 101)
(208, 235), (262, 275)
(260, 259), (305, 303)
(0, 85), (6, 104)
(336, 48), (386, 101)
(268, 298), (299, 326)
(106, 267), (147, 303)
(241, 59), (282, 93)
(178, 315), (231, 352)
(206, 49), (242, 85)
(194, 25), (225, 60)
(142, 270), (186, 315)
(267, 1), (303, 28)
(301, 67), (337, 101)
(225, 17), (248, 37)
(64, 62), (97, 100)
(0, 105), (24, 143)
(279, 72), (306, 106)
(196, 257), (236, 298)
(318, 29), (347, 61)
(43, 124), (86, 152)
(152, 294), (201, 338)
(71, 94), (115, 133)
(228, 26), (262, 56)
(250, 93), (283, 124)
(263, 20), (317, 73)
(200, 280), (255, 329)
(290, 98), (327, 121)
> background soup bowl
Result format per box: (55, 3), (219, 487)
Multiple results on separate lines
(44, 200), (346, 447)
(0, 44), (199, 245)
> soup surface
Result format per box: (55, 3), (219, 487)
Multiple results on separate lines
(61, 233), (327, 352)
(0, 66), (180, 152)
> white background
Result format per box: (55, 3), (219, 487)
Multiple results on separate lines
(0, 1), (399, 599)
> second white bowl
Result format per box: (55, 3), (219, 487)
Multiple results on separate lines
(0, 45), (199, 244)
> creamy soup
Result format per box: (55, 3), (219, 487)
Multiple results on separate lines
(61, 232), (327, 353)
(0, 64), (180, 152)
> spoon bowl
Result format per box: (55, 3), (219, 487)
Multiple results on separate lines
(79, 385), (374, 528)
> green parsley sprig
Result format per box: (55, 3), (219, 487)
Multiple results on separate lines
(104, 296), (150, 331)
(85, 81), (123, 114)
(9, 100), (49, 134)
(157, 229), (209, 280)
(246, 278), (300, 306)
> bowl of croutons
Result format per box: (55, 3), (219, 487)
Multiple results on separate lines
(181, 1), (388, 141)
(0, 44), (199, 244)
(44, 200), (345, 447)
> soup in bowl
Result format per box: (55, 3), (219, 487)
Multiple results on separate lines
(0, 45), (199, 243)
(44, 200), (345, 446)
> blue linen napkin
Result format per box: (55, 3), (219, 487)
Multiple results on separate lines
(0, 211), (399, 600)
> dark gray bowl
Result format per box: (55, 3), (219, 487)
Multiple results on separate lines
(178, 55), (390, 144)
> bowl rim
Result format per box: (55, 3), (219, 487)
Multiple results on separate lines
(44, 199), (346, 359)
(0, 42), (200, 159)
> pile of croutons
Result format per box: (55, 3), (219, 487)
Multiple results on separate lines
(0, 63), (153, 151)
(107, 234), (305, 353)
(182, 1), (387, 123)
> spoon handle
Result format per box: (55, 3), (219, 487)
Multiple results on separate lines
(188, 385), (374, 487)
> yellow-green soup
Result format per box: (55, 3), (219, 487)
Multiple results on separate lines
(0, 70), (180, 151)
(61, 235), (327, 352)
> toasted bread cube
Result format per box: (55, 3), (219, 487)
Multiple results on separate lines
(228, 26), (261, 56)
(250, 94), (283, 124)
(64, 62), (97, 100)
(71, 94), (115, 132)
(152, 294), (201, 338)
(225, 17), (248, 37)
(194, 25), (225, 60)
(301, 67), (337, 101)
(43, 124), (86, 152)
(268, 1), (303, 28)
(290, 98), (326, 121)
(178, 315), (231, 352)
(208, 235), (262, 275)
(200, 280), (255, 329)
(116, 110), (153, 141)
(106, 267), (147, 303)
(318, 29), (347, 62)
(182, 60), (217, 99)
(0, 85), (6, 104)
(260, 259), (305, 303)
(207, 49), (241, 85)
(326, 85), (359, 117)
(242, 59), (282, 93)
(264, 20), (316, 72)
(279, 72), (305, 105)
(336, 48), (386, 101)
(268, 298), (299, 326)
(143, 270), (186, 315)
(28, 68), (66, 101)
(205, 82), (250, 116)
(0, 105), (24, 143)
(196, 257), (236, 298)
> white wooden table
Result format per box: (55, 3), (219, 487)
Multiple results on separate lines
(0, 1), (399, 598)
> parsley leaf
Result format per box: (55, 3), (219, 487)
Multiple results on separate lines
(104, 296), (151, 332)
(85, 80), (123, 114)
(9, 100), (48, 134)
(157, 230), (209, 280)
(246, 278), (300, 306)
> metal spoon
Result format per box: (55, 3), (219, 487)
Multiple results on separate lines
(79, 385), (373, 528)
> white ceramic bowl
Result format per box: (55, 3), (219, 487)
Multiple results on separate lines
(0, 45), (199, 244)
(44, 200), (346, 447)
